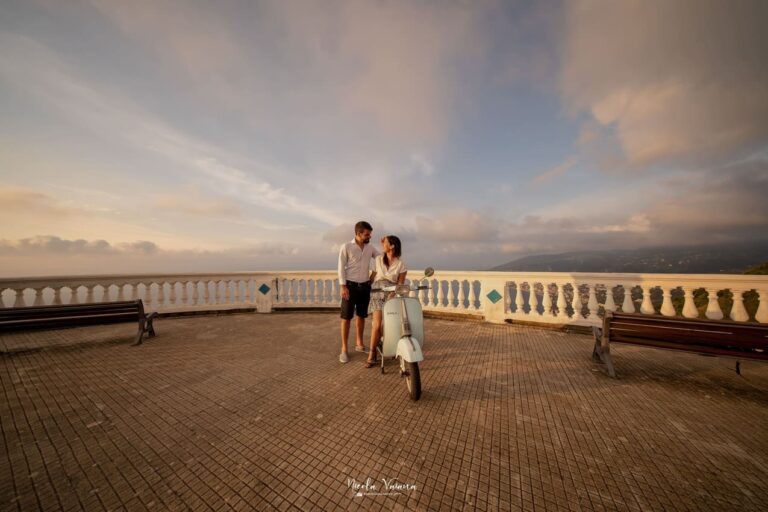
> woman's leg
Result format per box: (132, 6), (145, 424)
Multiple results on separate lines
(367, 310), (382, 362)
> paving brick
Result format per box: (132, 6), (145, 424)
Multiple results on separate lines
(2, 313), (768, 510)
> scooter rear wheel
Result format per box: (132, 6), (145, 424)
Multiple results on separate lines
(399, 356), (421, 401)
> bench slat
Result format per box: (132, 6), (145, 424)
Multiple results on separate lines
(594, 312), (768, 378)
(610, 323), (767, 350)
(0, 306), (140, 321)
(610, 334), (768, 360)
(0, 299), (157, 345)
(0, 300), (140, 314)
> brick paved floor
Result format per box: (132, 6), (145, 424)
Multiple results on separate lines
(2, 312), (768, 512)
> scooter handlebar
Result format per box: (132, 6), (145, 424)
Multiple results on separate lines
(371, 285), (431, 292)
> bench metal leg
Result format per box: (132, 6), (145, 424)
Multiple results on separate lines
(133, 317), (146, 346)
(591, 327), (603, 362)
(146, 312), (158, 337)
(133, 313), (158, 346)
(736, 360), (741, 375)
(592, 326), (616, 378)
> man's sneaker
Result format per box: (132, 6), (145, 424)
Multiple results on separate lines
(339, 352), (349, 363)
(355, 345), (368, 353)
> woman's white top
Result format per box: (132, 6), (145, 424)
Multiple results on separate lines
(373, 255), (407, 282)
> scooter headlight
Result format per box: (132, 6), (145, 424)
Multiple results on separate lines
(396, 284), (411, 295)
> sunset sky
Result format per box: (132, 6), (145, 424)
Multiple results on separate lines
(1, 0), (767, 276)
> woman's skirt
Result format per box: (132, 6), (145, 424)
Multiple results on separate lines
(369, 279), (396, 313)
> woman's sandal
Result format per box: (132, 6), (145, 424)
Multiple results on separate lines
(364, 360), (377, 368)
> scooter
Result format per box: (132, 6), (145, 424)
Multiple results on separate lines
(372, 267), (434, 401)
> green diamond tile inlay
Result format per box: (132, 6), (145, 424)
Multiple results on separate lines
(258, 283), (271, 295)
(487, 289), (502, 304)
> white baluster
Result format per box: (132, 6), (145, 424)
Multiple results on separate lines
(127, 283), (137, 301)
(168, 282), (178, 306)
(52, 286), (63, 306)
(514, 283), (525, 315)
(315, 280), (324, 304)
(755, 289), (768, 323)
(472, 281), (480, 310)
(603, 285), (616, 313)
(555, 283), (567, 317)
(681, 286), (699, 319)
(571, 284), (582, 319)
(33, 288), (45, 307)
(141, 283), (151, 306)
(13, 288), (25, 307)
(621, 285), (635, 313)
(729, 289), (749, 322)
(85, 285), (96, 304)
(705, 288), (724, 320)
(158, 282), (167, 307)
(203, 281), (211, 305)
(437, 281), (446, 308)
(660, 287), (676, 317)
(71, 286), (81, 304)
(180, 282), (189, 306)
(192, 281), (201, 306)
(587, 285), (599, 318)
(541, 283), (552, 317)
(461, 281), (469, 310)
(640, 286), (655, 315)
(456, 281), (464, 309)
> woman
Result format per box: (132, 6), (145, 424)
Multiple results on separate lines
(365, 235), (407, 368)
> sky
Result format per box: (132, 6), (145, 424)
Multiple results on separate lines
(1, 0), (767, 276)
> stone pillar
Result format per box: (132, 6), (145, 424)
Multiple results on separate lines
(681, 286), (699, 319)
(705, 288), (724, 320)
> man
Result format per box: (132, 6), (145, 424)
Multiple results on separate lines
(337, 221), (379, 363)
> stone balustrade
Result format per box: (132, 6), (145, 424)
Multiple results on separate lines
(1, 271), (767, 326)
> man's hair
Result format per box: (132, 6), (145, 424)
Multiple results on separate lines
(355, 221), (373, 234)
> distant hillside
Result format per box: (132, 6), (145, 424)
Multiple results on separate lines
(491, 243), (768, 274)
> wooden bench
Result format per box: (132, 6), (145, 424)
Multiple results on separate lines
(0, 300), (158, 346)
(592, 312), (768, 377)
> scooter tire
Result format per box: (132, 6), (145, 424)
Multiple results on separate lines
(402, 359), (421, 401)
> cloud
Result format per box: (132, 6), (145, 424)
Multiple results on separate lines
(0, 186), (78, 216)
(531, 156), (577, 186)
(153, 186), (242, 218)
(560, 0), (768, 168)
(0, 235), (303, 276)
(0, 32), (342, 226)
(415, 209), (499, 243)
(409, 153), (435, 177)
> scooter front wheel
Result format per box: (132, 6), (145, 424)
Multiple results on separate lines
(399, 356), (421, 401)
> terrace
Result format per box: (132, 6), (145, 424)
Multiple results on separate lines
(2, 271), (768, 511)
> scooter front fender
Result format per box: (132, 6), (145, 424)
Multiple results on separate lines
(396, 336), (424, 363)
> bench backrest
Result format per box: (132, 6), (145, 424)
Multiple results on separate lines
(0, 300), (145, 332)
(604, 312), (768, 360)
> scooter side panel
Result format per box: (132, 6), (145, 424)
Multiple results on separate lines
(381, 298), (424, 357)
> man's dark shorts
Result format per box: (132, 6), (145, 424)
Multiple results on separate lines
(341, 281), (371, 319)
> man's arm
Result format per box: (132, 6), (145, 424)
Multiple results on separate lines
(338, 245), (350, 299)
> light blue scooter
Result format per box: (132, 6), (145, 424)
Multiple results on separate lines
(372, 267), (434, 401)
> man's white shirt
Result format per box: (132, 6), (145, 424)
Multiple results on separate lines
(338, 239), (379, 285)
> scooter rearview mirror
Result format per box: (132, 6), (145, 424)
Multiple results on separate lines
(423, 267), (435, 278)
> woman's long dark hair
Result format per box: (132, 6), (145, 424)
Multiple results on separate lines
(382, 235), (402, 268)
